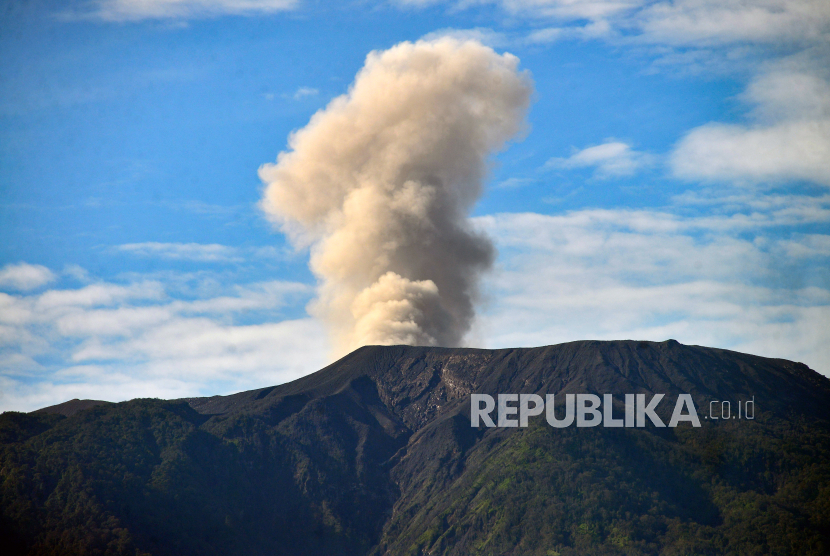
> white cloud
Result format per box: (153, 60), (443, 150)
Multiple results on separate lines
(672, 120), (830, 186)
(495, 177), (535, 189)
(421, 27), (510, 47)
(0, 270), (323, 412)
(49, 281), (310, 338)
(498, 0), (640, 21)
(292, 87), (319, 100)
(62, 264), (92, 283)
(35, 282), (166, 310)
(634, 0), (830, 47)
(472, 203), (830, 375)
(394, 0), (444, 7)
(524, 21), (612, 43)
(71, 0), (298, 22)
(0, 372), (197, 415)
(744, 65), (830, 121)
(546, 140), (654, 178)
(116, 242), (243, 262)
(778, 234), (830, 258)
(524, 26), (565, 43)
(672, 190), (830, 225)
(162, 199), (245, 217)
(452, 0), (830, 47)
(0, 263), (55, 291)
(672, 60), (830, 186)
(66, 317), (325, 379)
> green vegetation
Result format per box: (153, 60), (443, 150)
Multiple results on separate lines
(381, 415), (830, 555)
(1, 399), (390, 555)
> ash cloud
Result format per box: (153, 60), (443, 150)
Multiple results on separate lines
(259, 38), (532, 356)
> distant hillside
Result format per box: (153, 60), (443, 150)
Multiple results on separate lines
(32, 399), (111, 418)
(2, 340), (830, 555)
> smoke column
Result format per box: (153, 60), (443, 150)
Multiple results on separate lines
(259, 38), (532, 356)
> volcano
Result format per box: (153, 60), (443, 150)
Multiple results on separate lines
(2, 340), (829, 555)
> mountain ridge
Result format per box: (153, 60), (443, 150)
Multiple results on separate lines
(177, 339), (829, 426)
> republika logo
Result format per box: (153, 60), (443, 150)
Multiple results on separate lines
(470, 394), (755, 428)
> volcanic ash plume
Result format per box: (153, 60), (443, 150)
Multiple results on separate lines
(259, 38), (532, 356)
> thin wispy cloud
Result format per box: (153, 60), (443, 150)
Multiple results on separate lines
(67, 0), (299, 22)
(420, 27), (510, 47)
(524, 22), (611, 43)
(1, 63), (207, 116)
(161, 199), (245, 217)
(113, 242), (298, 263)
(115, 242), (243, 262)
(432, 0), (830, 48)
(495, 177), (535, 189)
(292, 86), (319, 100)
(494, 0), (639, 21)
(546, 141), (654, 178)
(33, 282), (166, 310)
(62, 265), (92, 283)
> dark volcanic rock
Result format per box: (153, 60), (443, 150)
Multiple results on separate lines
(3, 340), (830, 556)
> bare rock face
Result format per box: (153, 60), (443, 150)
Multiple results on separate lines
(4, 340), (830, 556)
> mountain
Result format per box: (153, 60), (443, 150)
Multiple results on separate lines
(32, 399), (111, 418)
(2, 340), (830, 555)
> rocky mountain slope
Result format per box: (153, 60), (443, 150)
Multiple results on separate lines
(2, 340), (830, 555)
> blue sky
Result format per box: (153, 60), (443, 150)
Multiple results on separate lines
(1, 0), (829, 411)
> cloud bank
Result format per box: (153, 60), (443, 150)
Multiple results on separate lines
(475, 195), (830, 375)
(0, 270), (323, 412)
(259, 38), (532, 356)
